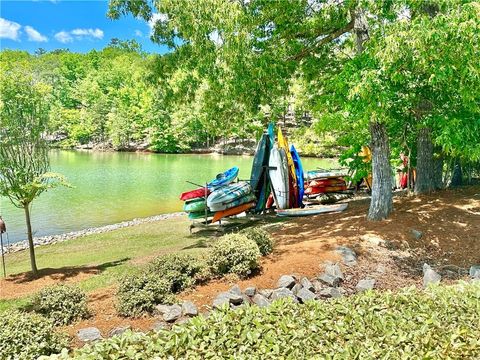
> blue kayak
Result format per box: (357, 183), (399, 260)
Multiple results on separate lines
(290, 145), (304, 207)
(208, 166), (239, 189)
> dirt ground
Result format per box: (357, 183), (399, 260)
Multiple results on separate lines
(1, 186), (479, 345)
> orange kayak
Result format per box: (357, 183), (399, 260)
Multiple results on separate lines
(212, 202), (255, 223)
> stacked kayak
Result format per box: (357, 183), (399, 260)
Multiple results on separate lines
(250, 133), (271, 212)
(304, 170), (347, 197)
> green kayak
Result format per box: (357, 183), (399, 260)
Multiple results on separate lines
(183, 198), (207, 213)
(188, 210), (214, 219)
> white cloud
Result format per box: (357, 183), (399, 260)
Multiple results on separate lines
(54, 31), (73, 43)
(135, 29), (143, 37)
(71, 28), (104, 39)
(25, 25), (48, 42)
(0, 18), (21, 41)
(148, 13), (168, 32)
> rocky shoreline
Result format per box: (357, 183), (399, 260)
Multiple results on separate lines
(2, 212), (185, 254)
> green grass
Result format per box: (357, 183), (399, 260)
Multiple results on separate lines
(1, 216), (209, 311)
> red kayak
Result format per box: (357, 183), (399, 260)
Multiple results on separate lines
(180, 187), (211, 201)
(305, 185), (347, 195)
(309, 178), (345, 187)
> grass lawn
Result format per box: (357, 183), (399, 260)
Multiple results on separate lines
(0, 216), (209, 311)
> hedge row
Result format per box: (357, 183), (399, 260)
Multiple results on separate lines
(45, 282), (480, 359)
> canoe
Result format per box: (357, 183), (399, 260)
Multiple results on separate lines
(276, 203), (348, 217)
(188, 210), (215, 220)
(278, 128), (297, 208)
(290, 144), (304, 207)
(183, 198), (206, 213)
(309, 178), (345, 187)
(207, 182), (252, 211)
(209, 192), (256, 213)
(250, 133), (269, 192)
(208, 166), (239, 189)
(306, 170), (348, 181)
(212, 202), (255, 223)
(180, 187), (210, 201)
(269, 146), (289, 209)
(305, 185), (347, 195)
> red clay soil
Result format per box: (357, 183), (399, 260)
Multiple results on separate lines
(1, 186), (479, 344)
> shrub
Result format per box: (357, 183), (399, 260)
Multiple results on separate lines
(240, 227), (274, 256)
(0, 310), (68, 359)
(31, 284), (89, 326)
(116, 273), (175, 317)
(48, 282), (480, 360)
(148, 253), (207, 292)
(208, 234), (260, 276)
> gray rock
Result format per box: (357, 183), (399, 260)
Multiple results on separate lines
(271, 287), (297, 302)
(318, 273), (341, 287)
(175, 318), (190, 325)
(324, 262), (344, 280)
(469, 265), (480, 279)
(423, 263), (441, 287)
(291, 283), (302, 295)
(229, 284), (242, 296)
(258, 289), (273, 299)
(108, 326), (130, 338)
(182, 301), (198, 317)
(252, 294), (270, 307)
(213, 291), (243, 309)
(151, 321), (169, 331)
(318, 287), (343, 299)
(163, 304), (182, 322)
(336, 246), (357, 266)
(296, 288), (316, 303)
(276, 275), (296, 289)
(300, 277), (314, 292)
(411, 229), (423, 240)
(244, 286), (256, 297)
(311, 280), (324, 293)
(356, 279), (376, 292)
(77, 327), (102, 342)
(155, 304), (171, 315)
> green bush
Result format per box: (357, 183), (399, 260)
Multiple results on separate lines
(148, 253), (207, 292)
(240, 227), (274, 256)
(46, 283), (480, 359)
(0, 310), (68, 359)
(31, 284), (89, 326)
(208, 234), (260, 276)
(116, 273), (175, 317)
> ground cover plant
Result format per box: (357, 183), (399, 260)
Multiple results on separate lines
(31, 284), (90, 325)
(0, 310), (68, 359)
(45, 282), (480, 359)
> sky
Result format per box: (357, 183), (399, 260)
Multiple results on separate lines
(0, 0), (170, 54)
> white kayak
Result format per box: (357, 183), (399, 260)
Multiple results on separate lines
(269, 146), (289, 209)
(207, 181), (252, 212)
(276, 203), (348, 217)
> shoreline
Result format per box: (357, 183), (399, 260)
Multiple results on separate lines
(2, 212), (186, 254)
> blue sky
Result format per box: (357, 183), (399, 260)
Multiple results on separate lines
(0, 0), (170, 54)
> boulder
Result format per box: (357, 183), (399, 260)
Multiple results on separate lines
(276, 275), (296, 289)
(229, 285), (242, 296)
(151, 321), (169, 331)
(77, 327), (102, 342)
(182, 301), (198, 317)
(155, 304), (171, 315)
(271, 287), (297, 302)
(324, 262), (344, 280)
(244, 287), (256, 297)
(318, 287), (343, 299)
(336, 246), (357, 266)
(252, 294), (270, 307)
(108, 326), (130, 338)
(291, 283), (302, 295)
(318, 273), (341, 287)
(300, 277), (315, 292)
(311, 280), (324, 293)
(356, 279), (376, 292)
(296, 288), (316, 303)
(423, 263), (441, 287)
(163, 304), (182, 322)
(258, 289), (273, 299)
(213, 291), (243, 309)
(469, 265), (480, 279)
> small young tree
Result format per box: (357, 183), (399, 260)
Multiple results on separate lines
(0, 69), (67, 276)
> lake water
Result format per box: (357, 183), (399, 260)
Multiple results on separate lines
(0, 150), (337, 243)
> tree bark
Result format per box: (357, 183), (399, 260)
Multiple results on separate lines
(433, 154), (444, 189)
(415, 127), (436, 194)
(450, 158), (463, 187)
(24, 204), (38, 276)
(368, 122), (393, 221)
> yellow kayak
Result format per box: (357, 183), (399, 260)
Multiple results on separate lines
(277, 128), (298, 207)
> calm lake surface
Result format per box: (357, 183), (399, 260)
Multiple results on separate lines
(0, 150), (337, 243)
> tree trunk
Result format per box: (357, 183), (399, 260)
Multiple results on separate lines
(450, 158), (463, 187)
(24, 204), (38, 276)
(433, 154), (444, 190)
(368, 122), (393, 221)
(415, 127), (436, 194)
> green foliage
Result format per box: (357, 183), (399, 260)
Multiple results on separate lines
(116, 273), (175, 317)
(148, 253), (208, 292)
(0, 310), (68, 359)
(208, 234), (260, 276)
(240, 227), (274, 256)
(31, 284), (89, 326)
(47, 282), (480, 359)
